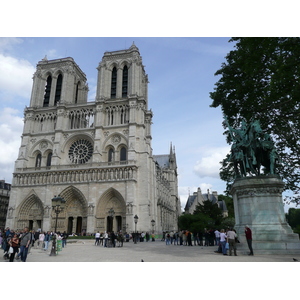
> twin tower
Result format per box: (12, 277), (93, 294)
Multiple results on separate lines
(6, 43), (180, 235)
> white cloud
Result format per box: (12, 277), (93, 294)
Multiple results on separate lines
(0, 53), (35, 99)
(0, 107), (23, 182)
(193, 146), (230, 178)
(0, 37), (23, 52)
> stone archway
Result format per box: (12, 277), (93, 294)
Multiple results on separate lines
(60, 186), (88, 235)
(96, 188), (126, 233)
(17, 194), (44, 231)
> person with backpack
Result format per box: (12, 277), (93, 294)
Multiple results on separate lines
(19, 227), (32, 262)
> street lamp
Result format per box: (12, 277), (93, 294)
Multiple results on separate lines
(151, 219), (155, 233)
(134, 214), (138, 244)
(50, 195), (66, 256)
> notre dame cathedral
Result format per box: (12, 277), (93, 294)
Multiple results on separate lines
(5, 43), (180, 235)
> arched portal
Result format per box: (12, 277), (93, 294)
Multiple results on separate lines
(17, 194), (44, 231)
(60, 186), (88, 235)
(96, 188), (126, 233)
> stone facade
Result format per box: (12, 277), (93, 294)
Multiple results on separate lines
(0, 180), (11, 229)
(231, 176), (300, 254)
(5, 43), (180, 235)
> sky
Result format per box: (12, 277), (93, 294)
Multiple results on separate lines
(0, 37), (234, 209)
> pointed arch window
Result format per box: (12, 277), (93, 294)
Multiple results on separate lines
(120, 147), (127, 162)
(54, 74), (63, 105)
(122, 65), (128, 98)
(46, 152), (52, 167)
(75, 81), (80, 104)
(35, 153), (42, 168)
(108, 148), (114, 163)
(111, 67), (117, 99)
(43, 76), (52, 107)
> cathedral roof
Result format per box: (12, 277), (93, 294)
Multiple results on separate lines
(153, 154), (170, 168)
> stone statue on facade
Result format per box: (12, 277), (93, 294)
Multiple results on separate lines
(225, 116), (280, 177)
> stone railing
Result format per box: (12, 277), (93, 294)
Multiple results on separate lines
(13, 163), (137, 186)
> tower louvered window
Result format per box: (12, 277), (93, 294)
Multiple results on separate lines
(54, 74), (63, 105)
(43, 76), (52, 107)
(122, 65), (128, 98)
(111, 67), (117, 98)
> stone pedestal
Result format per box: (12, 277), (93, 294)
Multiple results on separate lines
(230, 175), (300, 254)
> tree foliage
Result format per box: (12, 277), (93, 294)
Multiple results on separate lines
(210, 37), (300, 204)
(286, 208), (300, 229)
(194, 200), (224, 226)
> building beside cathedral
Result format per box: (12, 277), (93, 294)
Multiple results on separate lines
(5, 43), (180, 235)
(184, 188), (228, 217)
(0, 180), (11, 229)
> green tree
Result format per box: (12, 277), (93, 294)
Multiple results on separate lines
(210, 37), (300, 204)
(194, 200), (224, 226)
(177, 213), (212, 232)
(218, 194), (234, 219)
(286, 208), (300, 229)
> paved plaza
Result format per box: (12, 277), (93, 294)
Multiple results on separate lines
(3, 239), (299, 262)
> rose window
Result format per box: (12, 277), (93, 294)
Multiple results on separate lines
(68, 139), (93, 164)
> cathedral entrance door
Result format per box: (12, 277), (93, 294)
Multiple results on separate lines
(116, 216), (122, 231)
(68, 217), (73, 234)
(107, 216), (113, 232)
(76, 217), (82, 234)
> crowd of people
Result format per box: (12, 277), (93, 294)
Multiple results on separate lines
(161, 227), (253, 256)
(1, 226), (254, 261)
(0, 227), (68, 262)
(94, 231), (156, 247)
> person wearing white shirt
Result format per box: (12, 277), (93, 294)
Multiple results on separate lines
(219, 229), (228, 255)
(214, 229), (220, 246)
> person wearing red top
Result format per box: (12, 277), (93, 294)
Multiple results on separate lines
(245, 225), (254, 256)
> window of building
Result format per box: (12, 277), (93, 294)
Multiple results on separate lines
(120, 147), (127, 162)
(46, 152), (52, 167)
(35, 153), (42, 168)
(43, 76), (52, 107)
(122, 65), (128, 98)
(54, 74), (63, 105)
(75, 81), (80, 104)
(111, 67), (117, 98)
(108, 148), (114, 162)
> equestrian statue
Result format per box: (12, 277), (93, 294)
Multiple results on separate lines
(224, 116), (280, 178)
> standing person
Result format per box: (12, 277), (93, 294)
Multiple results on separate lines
(62, 231), (68, 248)
(245, 225), (254, 256)
(19, 227), (32, 262)
(9, 233), (19, 262)
(220, 229), (228, 256)
(95, 231), (100, 245)
(43, 231), (51, 251)
(145, 232), (150, 242)
(38, 231), (45, 249)
(198, 230), (203, 246)
(214, 229), (220, 246)
(187, 231), (193, 246)
(99, 232), (104, 245)
(104, 231), (108, 247)
(179, 230), (183, 245)
(227, 228), (237, 256)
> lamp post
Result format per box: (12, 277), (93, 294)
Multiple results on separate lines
(134, 214), (138, 244)
(50, 195), (66, 256)
(151, 219), (155, 234)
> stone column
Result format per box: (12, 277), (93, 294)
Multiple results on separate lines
(231, 175), (300, 254)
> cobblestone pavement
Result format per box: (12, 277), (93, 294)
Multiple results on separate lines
(2, 239), (299, 262)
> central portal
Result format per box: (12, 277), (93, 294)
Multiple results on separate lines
(96, 188), (126, 233)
